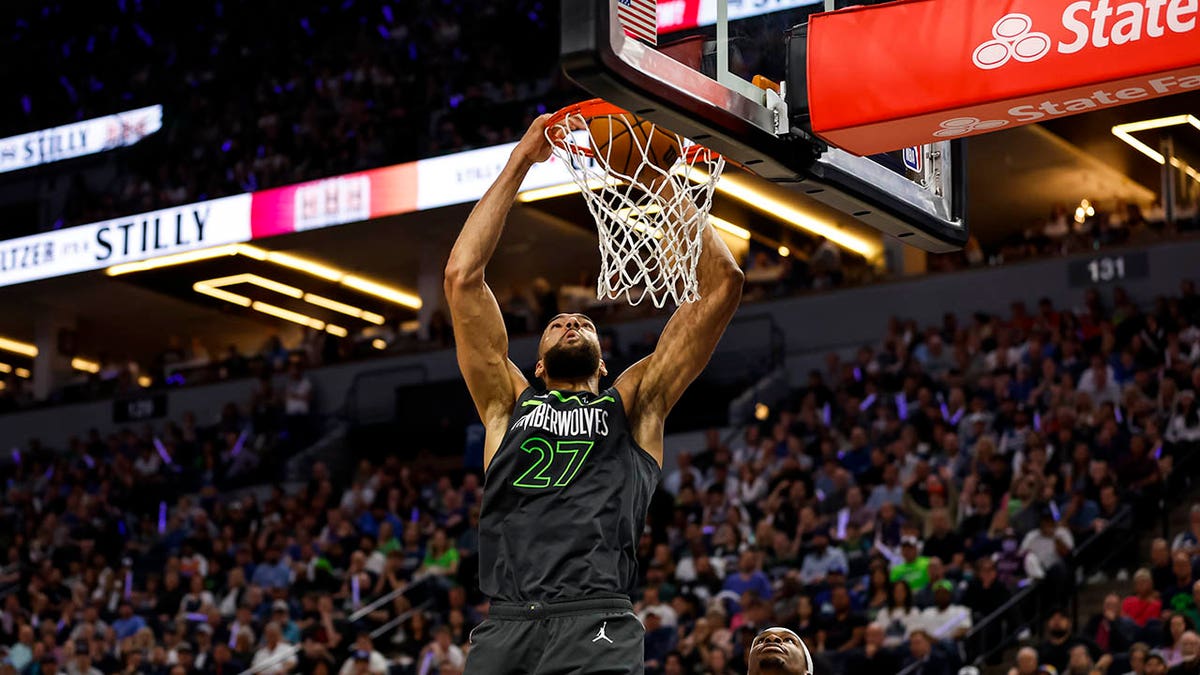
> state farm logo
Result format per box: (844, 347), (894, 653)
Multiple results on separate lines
(973, 14), (1051, 69)
(933, 117), (1009, 137)
(972, 1), (1199, 71)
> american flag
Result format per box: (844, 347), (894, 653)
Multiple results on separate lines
(617, 0), (658, 45)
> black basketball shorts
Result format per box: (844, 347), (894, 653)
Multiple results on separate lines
(463, 597), (644, 675)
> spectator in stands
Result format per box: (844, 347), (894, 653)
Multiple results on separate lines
(799, 529), (848, 587)
(1010, 646), (1040, 675)
(420, 626), (465, 673)
(1148, 653), (1171, 675)
(1021, 511), (1074, 600)
(724, 550), (774, 612)
(1124, 568), (1164, 628)
(338, 634), (387, 675)
(1161, 617), (1195, 666)
(890, 536), (932, 592)
(903, 629), (952, 675)
(1039, 609), (1102, 674)
(1083, 593), (1137, 654)
(845, 623), (899, 675)
(919, 580), (972, 641)
(1168, 631), (1200, 675)
(817, 586), (865, 658)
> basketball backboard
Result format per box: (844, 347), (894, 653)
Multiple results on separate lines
(560, 0), (968, 252)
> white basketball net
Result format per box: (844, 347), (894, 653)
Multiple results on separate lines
(546, 107), (725, 308)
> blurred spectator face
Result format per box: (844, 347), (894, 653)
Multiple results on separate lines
(1146, 655), (1169, 675)
(1100, 486), (1119, 512)
(664, 653), (685, 675)
(865, 623), (885, 648)
(1016, 647), (1038, 675)
(909, 632), (931, 659)
(1102, 593), (1120, 619)
(1171, 615), (1188, 643)
(435, 627), (451, 650)
(928, 558), (944, 582)
(739, 551), (757, 574)
(1048, 612), (1071, 639)
(1133, 569), (1153, 596)
(1152, 539), (1170, 567)
(934, 584), (952, 610)
(645, 612), (662, 632)
(930, 510), (951, 534)
(832, 587), (850, 613)
(1175, 553), (1193, 582)
(1181, 632), (1200, 662)
(1068, 645), (1093, 675)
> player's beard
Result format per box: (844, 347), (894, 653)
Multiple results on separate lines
(542, 339), (601, 381)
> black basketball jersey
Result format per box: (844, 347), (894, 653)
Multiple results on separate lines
(478, 386), (660, 602)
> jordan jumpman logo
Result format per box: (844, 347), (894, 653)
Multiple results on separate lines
(592, 621), (613, 644)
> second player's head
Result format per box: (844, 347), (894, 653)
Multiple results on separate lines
(748, 627), (812, 675)
(535, 313), (606, 383)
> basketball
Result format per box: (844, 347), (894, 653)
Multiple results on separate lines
(589, 113), (681, 182)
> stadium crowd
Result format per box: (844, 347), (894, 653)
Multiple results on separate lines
(2, 0), (569, 231)
(3, 279), (1200, 675)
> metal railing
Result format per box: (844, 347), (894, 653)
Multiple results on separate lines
(894, 442), (1200, 675)
(236, 578), (433, 675)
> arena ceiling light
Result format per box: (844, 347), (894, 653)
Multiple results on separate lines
(193, 274), (350, 337)
(515, 176), (617, 203)
(0, 338), (99, 376)
(0, 336), (38, 358)
(108, 243), (421, 311)
(71, 358), (100, 374)
(708, 216), (751, 241)
(1112, 115), (1200, 184)
(706, 173), (882, 260)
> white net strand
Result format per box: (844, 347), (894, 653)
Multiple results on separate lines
(546, 110), (725, 308)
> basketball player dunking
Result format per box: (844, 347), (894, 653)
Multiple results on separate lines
(444, 114), (743, 674)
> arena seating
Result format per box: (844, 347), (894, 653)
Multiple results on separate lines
(4, 282), (1200, 674)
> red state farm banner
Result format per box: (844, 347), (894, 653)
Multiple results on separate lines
(806, 0), (1200, 156)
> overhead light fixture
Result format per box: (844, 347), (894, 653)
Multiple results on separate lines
(262, 249), (343, 281)
(195, 275), (385, 336)
(709, 216), (751, 241)
(105, 244), (243, 276)
(0, 363), (10, 374)
(109, 243), (421, 310)
(341, 276), (421, 309)
(516, 177), (615, 203)
(678, 166), (879, 258)
(137, 375), (152, 388)
(711, 176), (880, 259)
(251, 301), (325, 330)
(371, 338), (388, 350)
(71, 358), (100, 374)
(778, 245), (791, 257)
(304, 293), (386, 325)
(1074, 199), (1096, 224)
(194, 281), (252, 307)
(1112, 114), (1200, 184)
(14, 368), (30, 379)
(0, 337), (38, 358)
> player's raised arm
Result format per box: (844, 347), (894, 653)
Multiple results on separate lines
(443, 116), (552, 434)
(616, 201), (744, 458)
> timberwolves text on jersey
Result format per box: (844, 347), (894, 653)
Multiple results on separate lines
(478, 387), (660, 601)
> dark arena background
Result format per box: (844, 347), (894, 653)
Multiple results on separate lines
(1, 1), (1200, 674)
